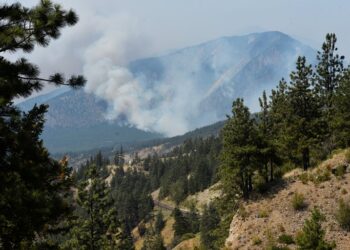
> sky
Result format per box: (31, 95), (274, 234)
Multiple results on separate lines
(12, 0), (350, 78)
(6, 0), (350, 134)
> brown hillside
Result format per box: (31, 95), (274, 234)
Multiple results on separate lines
(225, 150), (350, 250)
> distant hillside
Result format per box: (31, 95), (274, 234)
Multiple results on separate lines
(18, 31), (315, 153)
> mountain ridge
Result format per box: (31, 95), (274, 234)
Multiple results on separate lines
(18, 31), (316, 153)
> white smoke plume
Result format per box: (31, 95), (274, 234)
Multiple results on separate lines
(83, 15), (206, 136)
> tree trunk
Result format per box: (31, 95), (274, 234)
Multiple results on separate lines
(270, 159), (274, 182)
(302, 147), (310, 170)
(265, 162), (269, 183)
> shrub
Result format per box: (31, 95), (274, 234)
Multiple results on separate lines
(341, 189), (348, 195)
(296, 208), (336, 249)
(278, 234), (294, 245)
(237, 204), (249, 220)
(138, 222), (147, 236)
(252, 236), (262, 245)
(255, 175), (270, 194)
(336, 199), (350, 231)
(258, 209), (269, 218)
(334, 165), (347, 178)
(311, 168), (331, 184)
(345, 149), (350, 163)
(292, 192), (306, 211)
(299, 172), (309, 184)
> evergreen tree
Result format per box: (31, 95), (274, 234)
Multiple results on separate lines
(314, 33), (345, 153)
(220, 98), (258, 199)
(333, 67), (350, 147)
(0, 1), (85, 248)
(155, 211), (165, 234)
(296, 208), (335, 250)
(200, 204), (220, 250)
(258, 91), (280, 182)
(173, 207), (190, 237)
(188, 204), (200, 233)
(315, 33), (344, 113)
(63, 165), (114, 249)
(269, 78), (296, 164)
(288, 56), (320, 170)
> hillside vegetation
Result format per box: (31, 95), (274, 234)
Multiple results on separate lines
(226, 149), (350, 249)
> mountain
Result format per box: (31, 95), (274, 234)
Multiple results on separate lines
(18, 31), (316, 153)
(129, 31), (315, 117)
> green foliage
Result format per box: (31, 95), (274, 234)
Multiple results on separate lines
(278, 234), (295, 245)
(155, 211), (165, 233)
(258, 209), (270, 218)
(335, 199), (350, 231)
(237, 204), (249, 220)
(148, 136), (221, 203)
(299, 172), (310, 184)
(311, 168), (331, 184)
(252, 236), (262, 245)
(220, 98), (258, 199)
(0, 1), (85, 248)
(292, 192), (306, 211)
(334, 165), (347, 178)
(296, 208), (335, 250)
(142, 233), (166, 250)
(62, 165), (118, 249)
(200, 204), (220, 250)
(173, 208), (191, 237)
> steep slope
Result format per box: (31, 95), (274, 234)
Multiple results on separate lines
(225, 150), (350, 250)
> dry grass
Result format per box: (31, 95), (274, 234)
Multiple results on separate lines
(173, 234), (200, 250)
(225, 150), (350, 250)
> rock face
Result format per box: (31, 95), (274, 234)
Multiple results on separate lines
(225, 150), (350, 250)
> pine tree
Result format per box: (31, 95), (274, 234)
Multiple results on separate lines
(64, 165), (114, 249)
(333, 67), (350, 147)
(288, 56), (320, 170)
(155, 211), (165, 234)
(0, 1), (85, 248)
(296, 208), (335, 250)
(315, 33), (344, 113)
(200, 204), (220, 250)
(173, 207), (190, 237)
(258, 91), (280, 182)
(314, 33), (345, 154)
(220, 98), (258, 199)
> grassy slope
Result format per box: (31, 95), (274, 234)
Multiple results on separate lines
(225, 149), (350, 250)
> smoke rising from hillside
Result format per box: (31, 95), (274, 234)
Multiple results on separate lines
(83, 15), (208, 136)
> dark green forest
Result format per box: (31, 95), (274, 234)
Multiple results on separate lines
(1, 1), (350, 250)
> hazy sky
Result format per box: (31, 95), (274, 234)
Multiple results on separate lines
(14, 0), (350, 67)
(8, 0), (350, 134)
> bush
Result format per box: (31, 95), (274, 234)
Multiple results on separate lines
(336, 199), (350, 231)
(334, 165), (347, 178)
(255, 175), (270, 194)
(296, 208), (336, 249)
(299, 172), (309, 184)
(258, 209), (269, 218)
(237, 204), (249, 219)
(345, 149), (350, 163)
(138, 222), (147, 236)
(311, 168), (331, 184)
(292, 192), (306, 211)
(278, 234), (295, 245)
(252, 236), (262, 245)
